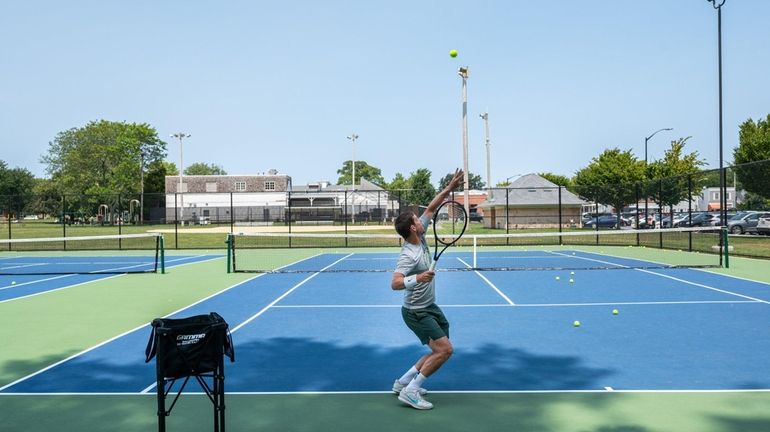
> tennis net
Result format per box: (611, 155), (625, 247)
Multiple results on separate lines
(227, 226), (726, 273)
(0, 233), (165, 275)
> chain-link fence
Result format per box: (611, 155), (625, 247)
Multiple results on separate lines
(2, 159), (769, 257)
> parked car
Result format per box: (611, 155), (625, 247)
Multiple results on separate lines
(583, 215), (621, 229)
(469, 211), (483, 222)
(728, 211), (770, 234)
(757, 214), (770, 235)
(581, 212), (612, 225)
(675, 212), (719, 228)
(660, 214), (686, 228)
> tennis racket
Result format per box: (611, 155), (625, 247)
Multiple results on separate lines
(429, 200), (468, 271)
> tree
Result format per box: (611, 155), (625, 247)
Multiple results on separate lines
(387, 173), (408, 190)
(336, 160), (385, 187)
(41, 120), (166, 217)
(437, 171), (485, 190)
(645, 137), (706, 211)
(0, 161), (36, 218)
(184, 162), (227, 175)
(27, 178), (61, 217)
(163, 161), (179, 176)
(734, 114), (770, 199)
(572, 148), (645, 227)
(405, 168), (436, 206)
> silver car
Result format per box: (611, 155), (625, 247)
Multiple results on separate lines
(727, 211), (770, 234)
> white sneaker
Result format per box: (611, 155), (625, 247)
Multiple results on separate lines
(398, 388), (434, 410)
(392, 379), (427, 395)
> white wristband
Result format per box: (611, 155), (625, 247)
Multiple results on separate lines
(404, 275), (418, 288)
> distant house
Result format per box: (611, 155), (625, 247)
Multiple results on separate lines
(289, 178), (399, 222)
(477, 174), (586, 229)
(165, 173), (292, 223)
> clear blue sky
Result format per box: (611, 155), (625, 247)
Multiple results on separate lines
(1, 0), (768, 187)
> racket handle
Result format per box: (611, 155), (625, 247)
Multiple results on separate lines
(429, 261), (436, 271)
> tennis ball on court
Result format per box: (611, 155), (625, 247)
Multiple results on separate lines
(573, 320), (581, 327)
(570, 271), (575, 275)
(449, 49), (458, 58)
(572, 252), (576, 255)
(555, 276), (560, 281)
(612, 309), (619, 315)
(569, 278), (574, 283)
(11, 281), (16, 285)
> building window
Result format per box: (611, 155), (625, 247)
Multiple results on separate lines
(265, 181), (276, 191)
(235, 181), (246, 191)
(205, 182), (217, 192)
(726, 192), (732, 201)
(711, 191), (719, 201)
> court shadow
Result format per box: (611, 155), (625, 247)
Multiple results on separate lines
(227, 337), (615, 392)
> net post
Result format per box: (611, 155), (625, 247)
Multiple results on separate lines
(225, 234), (232, 274)
(473, 235), (477, 268)
(722, 227), (729, 268)
(557, 186), (563, 245)
(159, 235), (166, 274)
(174, 193), (179, 250)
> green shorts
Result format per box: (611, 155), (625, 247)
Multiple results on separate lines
(401, 303), (450, 345)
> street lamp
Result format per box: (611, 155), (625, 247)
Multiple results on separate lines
(346, 133), (359, 223)
(505, 173), (524, 184)
(458, 66), (470, 216)
(643, 127), (673, 224)
(707, 0), (727, 227)
(479, 112), (491, 190)
(170, 133), (191, 220)
(139, 148), (145, 225)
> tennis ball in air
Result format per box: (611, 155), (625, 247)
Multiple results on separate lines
(612, 309), (619, 315)
(573, 320), (581, 327)
(449, 49), (458, 58)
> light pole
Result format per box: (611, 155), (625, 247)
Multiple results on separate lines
(347, 133), (359, 223)
(458, 67), (470, 216)
(170, 133), (191, 221)
(707, 0), (727, 228)
(644, 127), (673, 225)
(480, 112), (491, 191)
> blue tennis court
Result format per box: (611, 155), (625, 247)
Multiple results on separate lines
(3, 248), (770, 395)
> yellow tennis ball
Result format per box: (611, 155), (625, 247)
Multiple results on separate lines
(569, 278), (574, 283)
(449, 49), (458, 58)
(570, 271), (575, 275)
(573, 320), (581, 327)
(612, 309), (619, 315)
(11, 281), (16, 285)
(555, 276), (560, 281)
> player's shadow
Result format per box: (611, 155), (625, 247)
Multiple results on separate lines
(226, 337), (614, 392)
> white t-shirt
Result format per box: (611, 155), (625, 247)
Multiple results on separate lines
(395, 214), (435, 309)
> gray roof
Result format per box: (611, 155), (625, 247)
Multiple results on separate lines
(291, 177), (385, 193)
(478, 174), (585, 208)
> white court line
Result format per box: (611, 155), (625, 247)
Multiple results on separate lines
(6, 388), (770, 396)
(549, 251), (770, 305)
(270, 299), (757, 308)
(457, 257), (515, 305)
(139, 252), (355, 394)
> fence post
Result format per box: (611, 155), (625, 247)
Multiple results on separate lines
(230, 192), (234, 234)
(505, 188), (510, 245)
(174, 193), (179, 250)
(558, 186), (563, 245)
(118, 194), (122, 250)
(62, 194), (67, 250)
(635, 183), (640, 246)
(687, 174), (693, 251)
(658, 180), (664, 249)
(344, 190), (348, 247)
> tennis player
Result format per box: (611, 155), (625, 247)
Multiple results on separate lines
(391, 168), (463, 410)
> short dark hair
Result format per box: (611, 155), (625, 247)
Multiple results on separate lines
(394, 211), (416, 239)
